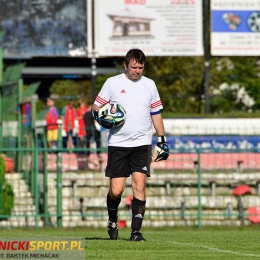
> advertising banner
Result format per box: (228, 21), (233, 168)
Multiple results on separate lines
(152, 135), (260, 152)
(211, 0), (260, 56)
(0, 0), (88, 58)
(94, 0), (203, 57)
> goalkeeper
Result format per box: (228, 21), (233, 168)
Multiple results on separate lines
(92, 48), (169, 242)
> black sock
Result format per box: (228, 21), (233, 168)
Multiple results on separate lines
(106, 193), (121, 223)
(131, 197), (146, 233)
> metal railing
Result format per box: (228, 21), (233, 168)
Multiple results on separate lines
(1, 124), (260, 228)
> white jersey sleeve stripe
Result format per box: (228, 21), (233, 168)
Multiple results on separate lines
(151, 100), (162, 108)
(96, 95), (108, 106)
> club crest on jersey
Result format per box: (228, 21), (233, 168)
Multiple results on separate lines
(121, 89), (126, 93)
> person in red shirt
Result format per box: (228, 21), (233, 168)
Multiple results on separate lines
(76, 100), (88, 148)
(14, 98), (32, 147)
(61, 99), (76, 150)
(46, 97), (59, 149)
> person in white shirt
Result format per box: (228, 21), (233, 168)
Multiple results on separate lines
(92, 48), (169, 241)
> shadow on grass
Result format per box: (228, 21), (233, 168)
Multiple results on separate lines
(85, 237), (129, 241)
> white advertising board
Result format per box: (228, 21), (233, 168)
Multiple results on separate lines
(163, 118), (260, 135)
(94, 0), (203, 57)
(211, 0), (260, 56)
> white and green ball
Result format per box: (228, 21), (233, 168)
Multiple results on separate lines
(98, 103), (126, 129)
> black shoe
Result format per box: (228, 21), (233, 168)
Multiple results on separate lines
(129, 231), (146, 242)
(107, 221), (118, 240)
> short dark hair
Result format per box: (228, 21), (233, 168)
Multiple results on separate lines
(124, 48), (146, 66)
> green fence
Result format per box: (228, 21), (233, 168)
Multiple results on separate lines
(1, 122), (260, 229)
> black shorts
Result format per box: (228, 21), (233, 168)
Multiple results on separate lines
(105, 145), (152, 178)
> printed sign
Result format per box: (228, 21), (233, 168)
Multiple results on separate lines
(152, 136), (260, 153)
(94, 0), (203, 56)
(211, 0), (260, 56)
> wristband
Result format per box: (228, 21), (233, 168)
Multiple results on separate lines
(158, 136), (167, 143)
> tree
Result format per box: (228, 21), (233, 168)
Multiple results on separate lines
(144, 56), (205, 114)
(210, 57), (260, 114)
(47, 79), (92, 112)
(94, 56), (260, 116)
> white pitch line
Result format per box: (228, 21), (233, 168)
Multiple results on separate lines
(165, 240), (260, 258)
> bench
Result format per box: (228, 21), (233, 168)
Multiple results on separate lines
(145, 178), (260, 196)
(57, 175), (260, 198)
(193, 159), (245, 173)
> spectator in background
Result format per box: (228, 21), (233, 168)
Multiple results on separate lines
(21, 103), (32, 129)
(76, 99), (88, 148)
(46, 97), (59, 149)
(15, 99), (32, 128)
(84, 104), (101, 158)
(61, 99), (76, 150)
(15, 98), (32, 147)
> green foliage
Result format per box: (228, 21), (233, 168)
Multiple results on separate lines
(145, 56), (260, 115)
(144, 56), (205, 114)
(0, 182), (14, 217)
(36, 99), (47, 116)
(43, 56), (260, 117)
(0, 155), (14, 219)
(48, 79), (92, 112)
(209, 57), (260, 114)
(1, 84), (18, 121)
(0, 155), (5, 185)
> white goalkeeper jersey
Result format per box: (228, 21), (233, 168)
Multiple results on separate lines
(94, 73), (163, 147)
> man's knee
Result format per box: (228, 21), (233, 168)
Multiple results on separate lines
(109, 177), (126, 199)
(109, 189), (124, 199)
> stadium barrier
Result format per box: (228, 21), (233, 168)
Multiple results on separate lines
(1, 123), (260, 228)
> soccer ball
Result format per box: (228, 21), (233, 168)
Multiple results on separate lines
(98, 103), (126, 129)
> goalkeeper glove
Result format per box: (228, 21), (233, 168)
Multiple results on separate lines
(153, 136), (169, 162)
(92, 109), (115, 129)
(99, 117), (115, 129)
(92, 110), (100, 123)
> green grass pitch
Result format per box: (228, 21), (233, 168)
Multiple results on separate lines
(1, 226), (260, 260)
